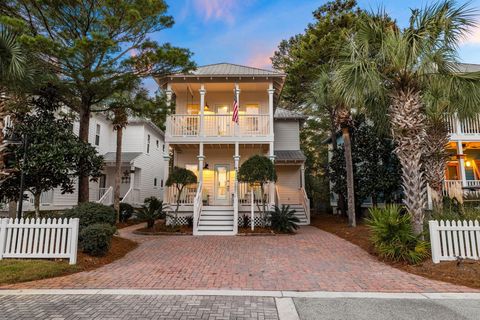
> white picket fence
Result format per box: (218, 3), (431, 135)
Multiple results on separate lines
(429, 220), (480, 263)
(0, 218), (79, 264)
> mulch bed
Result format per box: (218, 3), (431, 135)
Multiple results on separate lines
(311, 214), (480, 290)
(134, 221), (193, 235)
(76, 236), (138, 271)
(237, 227), (276, 236)
(116, 219), (143, 229)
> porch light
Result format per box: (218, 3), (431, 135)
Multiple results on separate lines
(204, 163), (209, 169)
(466, 160), (472, 167)
(204, 102), (210, 111)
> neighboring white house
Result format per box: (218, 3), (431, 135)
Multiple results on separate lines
(156, 63), (310, 235)
(2, 112), (165, 212)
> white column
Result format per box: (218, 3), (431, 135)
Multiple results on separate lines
(268, 82), (275, 137)
(269, 142), (275, 206)
(300, 163), (305, 189)
(199, 84), (206, 137)
(233, 142), (240, 234)
(457, 141), (467, 187)
(234, 83), (240, 136)
(198, 143), (204, 184)
(163, 143), (170, 203)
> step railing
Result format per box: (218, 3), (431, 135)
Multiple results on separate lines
(121, 187), (133, 204)
(193, 181), (203, 235)
(97, 186), (113, 205)
(300, 187), (310, 224)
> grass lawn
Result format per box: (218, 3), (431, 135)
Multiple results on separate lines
(0, 236), (138, 286)
(0, 259), (79, 285)
(311, 214), (480, 290)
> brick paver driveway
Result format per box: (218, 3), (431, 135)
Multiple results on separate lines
(2, 225), (476, 292)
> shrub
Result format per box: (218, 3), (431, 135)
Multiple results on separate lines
(79, 223), (116, 256)
(366, 205), (429, 264)
(119, 203), (134, 223)
(268, 205), (300, 234)
(136, 197), (164, 229)
(64, 202), (116, 230)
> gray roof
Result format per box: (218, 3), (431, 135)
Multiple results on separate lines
(274, 107), (307, 120)
(102, 152), (142, 163)
(456, 63), (480, 73)
(275, 150), (306, 162)
(176, 63), (284, 77)
(128, 118), (165, 138)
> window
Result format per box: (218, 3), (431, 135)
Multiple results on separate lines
(185, 164), (198, 176)
(147, 134), (151, 154)
(187, 104), (200, 115)
(162, 144), (165, 152)
(95, 124), (101, 146)
(154, 178), (158, 187)
(156, 140), (159, 148)
(245, 104), (259, 114)
(160, 179), (164, 187)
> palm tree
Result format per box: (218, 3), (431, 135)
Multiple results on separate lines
(334, 1), (480, 235)
(307, 69), (356, 227)
(0, 25), (28, 179)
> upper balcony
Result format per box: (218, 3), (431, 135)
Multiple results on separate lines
(446, 114), (480, 141)
(166, 114), (271, 143)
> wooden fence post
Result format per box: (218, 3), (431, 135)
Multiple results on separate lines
(0, 218), (8, 260)
(429, 220), (441, 263)
(69, 218), (79, 265)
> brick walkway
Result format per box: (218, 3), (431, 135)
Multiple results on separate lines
(2, 225), (477, 292)
(0, 294), (279, 320)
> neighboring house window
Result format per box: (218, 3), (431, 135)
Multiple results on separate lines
(156, 140), (159, 148)
(121, 170), (131, 184)
(95, 124), (101, 146)
(162, 144), (165, 152)
(154, 178), (157, 187)
(160, 179), (164, 187)
(147, 134), (151, 154)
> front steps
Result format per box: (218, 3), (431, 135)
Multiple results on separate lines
(287, 204), (309, 225)
(196, 206), (235, 235)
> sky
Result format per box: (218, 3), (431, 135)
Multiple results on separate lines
(144, 0), (480, 92)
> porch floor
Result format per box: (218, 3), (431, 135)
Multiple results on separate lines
(3, 223), (474, 292)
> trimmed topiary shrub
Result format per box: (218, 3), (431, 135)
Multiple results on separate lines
(64, 202), (116, 230)
(268, 205), (300, 233)
(79, 223), (116, 256)
(119, 203), (134, 223)
(366, 205), (429, 264)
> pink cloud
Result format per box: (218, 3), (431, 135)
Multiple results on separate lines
(461, 25), (480, 45)
(245, 48), (275, 70)
(191, 0), (239, 24)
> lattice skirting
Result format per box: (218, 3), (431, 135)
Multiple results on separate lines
(238, 215), (271, 227)
(166, 215), (192, 226)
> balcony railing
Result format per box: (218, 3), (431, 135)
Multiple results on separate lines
(446, 114), (480, 136)
(166, 114), (270, 139)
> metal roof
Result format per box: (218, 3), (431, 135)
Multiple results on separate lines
(455, 63), (480, 73)
(274, 107), (307, 120)
(102, 152), (142, 164)
(173, 63), (284, 77)
(274, 150), (307, 162)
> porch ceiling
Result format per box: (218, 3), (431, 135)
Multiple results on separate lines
(173, 143), (269, 153)
(102, 152), (142, 164)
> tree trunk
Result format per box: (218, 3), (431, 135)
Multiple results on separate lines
(330, 122), (346, 216)
(342, 127), (356, 227)
(8, 201), (16, 219)
(423, 117), (449, 209)
(78, 107), (91, 203)
(0, 91), (7, 179)
(114, 127), (123, 223)
(34, 193), (41, 218)
(389, 89), (426, 236)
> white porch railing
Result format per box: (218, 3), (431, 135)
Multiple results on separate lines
(300, 187), (310, 224)
(238, 183), (270, 205)
(443, 180), (480, 198)
(166, 114), (270, 138)
(0, 218), (79, 264)
(165, 185), (196, 205)
(193, 181), (203, 235)
(446, 114), (480, 136)
(97, 186), (113, 205)
(429, 220), (480, 263)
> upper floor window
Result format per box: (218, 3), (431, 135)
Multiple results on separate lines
(95, 124), (101, 146)
(245, 104), (259, 115)
(156, 140), (159, 148)
(160, 179), (164, 188)
(162, 144), (165, 152)
(147, 134), (151, 154)
(154, 178), (158, 187)
(187, 104), (199, 115)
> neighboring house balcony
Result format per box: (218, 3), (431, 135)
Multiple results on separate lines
(165, 113), (272, 143)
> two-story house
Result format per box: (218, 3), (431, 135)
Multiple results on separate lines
(156, 63), (309, 235)
(2, 112), (165, 213)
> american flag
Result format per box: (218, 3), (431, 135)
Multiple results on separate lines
(232, 90), (239, 123)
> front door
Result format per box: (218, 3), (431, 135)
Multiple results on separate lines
(214, 164), (230, 205)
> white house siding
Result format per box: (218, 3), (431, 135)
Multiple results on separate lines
(276, 165), (301, 204)
(274, 120), (300, 150)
